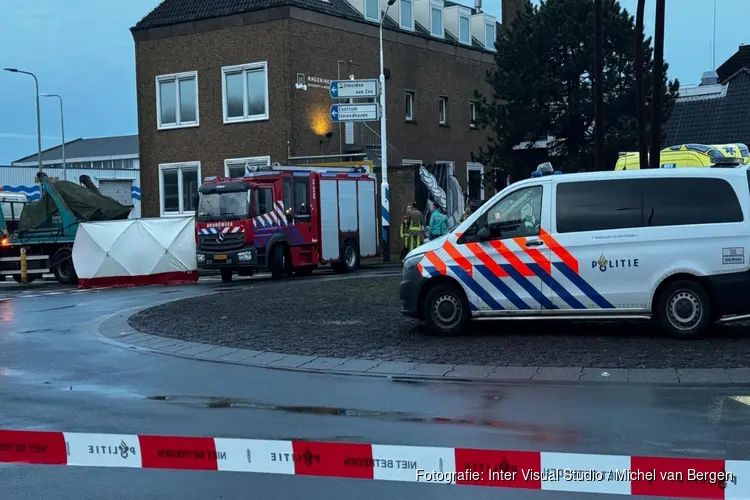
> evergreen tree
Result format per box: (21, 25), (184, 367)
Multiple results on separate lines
(473, 0), (680, 186)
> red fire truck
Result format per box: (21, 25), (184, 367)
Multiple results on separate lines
(195, 164), (379, 282)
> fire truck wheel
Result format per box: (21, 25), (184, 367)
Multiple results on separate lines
(52, 247), (77, 285)
(269, 244), (285, 280)
(423, 282), (470, 336)
(333, 241), (359, 274)
(220, 268), (233, 283)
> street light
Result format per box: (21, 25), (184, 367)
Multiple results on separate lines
(379, 0), (396, 262)
(42, 94), (66, 180)
(3, 68), (42, 173)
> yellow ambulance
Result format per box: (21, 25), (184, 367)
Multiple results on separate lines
(615, 143), (750, 170)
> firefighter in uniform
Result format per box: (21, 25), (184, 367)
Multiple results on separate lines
(460, 204), (472, 223)
(400, 204), (423, 260)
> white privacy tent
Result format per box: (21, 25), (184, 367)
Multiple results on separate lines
(72, 217), (198, 288)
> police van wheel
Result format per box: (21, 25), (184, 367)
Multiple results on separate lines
(656, 280), (712, 339)
(423, 283), (470, 336)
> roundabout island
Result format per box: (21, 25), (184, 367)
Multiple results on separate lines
(128, 275), (750, 370)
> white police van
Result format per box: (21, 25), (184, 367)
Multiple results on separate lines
(399, 163), (750, 339)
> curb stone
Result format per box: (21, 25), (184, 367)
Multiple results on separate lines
(97, 299), (750, 386)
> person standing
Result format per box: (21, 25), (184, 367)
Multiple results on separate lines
(459, 204), (472, 223)
(428, 202), (448, 240)
(400, 204), (412, 260)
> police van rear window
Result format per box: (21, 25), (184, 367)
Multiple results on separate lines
(556, 177), (743, 233)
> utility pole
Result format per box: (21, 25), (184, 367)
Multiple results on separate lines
(379, 0), (396, 262)
(593, 0), (604, 170)
(337, 60), (346, 154)
(649, 0), (666, 170)
(4, 68), (42, 173)
(42, 94), (66, 180)
(635, 0), (648, 169)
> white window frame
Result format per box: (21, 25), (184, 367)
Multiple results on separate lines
(470, 100), (477, 128)
(430, 2), (444, 38)
(158, 161), (202, 217)
(399, 0), (415, 31)
(222, 61), (270, 124)
(438, 96), (448, 125)
(155, 71), (199, 130)
(458, 13), (471, 45)
(405, 90), (415, 121)
(467, 162), (485, 200)
(485, 21), (496, 51)
(224, 156), (272, 177)
(364, 0), (380, 22)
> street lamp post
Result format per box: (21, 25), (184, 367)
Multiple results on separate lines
(379, 0), (396, 262)
(42, 94), (66, 180)
(3, 68), (42, 173)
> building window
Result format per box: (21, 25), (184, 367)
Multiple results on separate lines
(438, 96), (448, 125)
(485, 22), (496, 50)
(159, 162), (201, 216)
(224, 156), (272, 177)
(467, 163), (484, 201)
(156, 71), (199, 130)
(470, 101), (477, 128)
(222, 62), (269, 124)
(459, 14), (471, 44)
(364, 0), (379, 21)
(405, 91), (415, 121)
(400, 0), (414, 30)
(430, 4), (444, 37)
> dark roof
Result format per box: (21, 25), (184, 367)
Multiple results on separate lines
(717, 45), (750, 83)
(132, 0), (497, 53)
(12, 135), (139, 164)
(663, 69), (750, 147)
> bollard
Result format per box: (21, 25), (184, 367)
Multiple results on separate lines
(20, 246), (27, 284)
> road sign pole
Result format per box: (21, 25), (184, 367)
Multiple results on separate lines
(379, 16), (390, 263)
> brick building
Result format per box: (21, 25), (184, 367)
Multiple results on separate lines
(131, 0), (522, 251)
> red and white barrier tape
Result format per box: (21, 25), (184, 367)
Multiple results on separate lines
(1, 429), (748, 499)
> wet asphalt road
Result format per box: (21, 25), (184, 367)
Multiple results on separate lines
(2, 276), (750, 499)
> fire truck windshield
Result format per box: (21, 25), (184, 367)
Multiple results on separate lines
(197, 190), (250, 220)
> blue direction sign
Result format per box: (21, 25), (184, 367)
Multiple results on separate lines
(330, 103), (379, 122)
(329, 79), (379, 99)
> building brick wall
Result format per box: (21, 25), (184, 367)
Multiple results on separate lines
(134, 6), (496, 218)
(135, 12), (293, 216)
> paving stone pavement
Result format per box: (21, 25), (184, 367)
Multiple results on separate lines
(99, 312), (750, 385)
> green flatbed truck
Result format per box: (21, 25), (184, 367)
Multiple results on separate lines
(0, 172), (131, 284)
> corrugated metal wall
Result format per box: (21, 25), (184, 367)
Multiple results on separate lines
(0, 166), (141, 218)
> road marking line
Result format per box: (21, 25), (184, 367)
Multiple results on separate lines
(0, 429), (744, 497)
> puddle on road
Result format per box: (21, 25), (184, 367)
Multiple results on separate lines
(36, 304), (77, 312)
(146, 395), (579, 445)
(63, 384), (144, 399)
(1, 366), (144, 399)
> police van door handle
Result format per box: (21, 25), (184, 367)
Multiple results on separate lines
(525, 239), (544, 247)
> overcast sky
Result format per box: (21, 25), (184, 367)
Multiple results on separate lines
(0, 0), (745, 164)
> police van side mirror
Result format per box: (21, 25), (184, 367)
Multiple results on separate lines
(477, 226), (491, 241)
